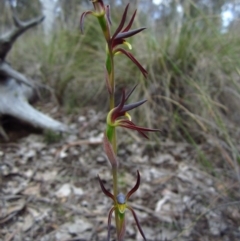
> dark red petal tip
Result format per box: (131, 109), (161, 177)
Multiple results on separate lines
(106, 5), (112, 25)
(115, 28), (146, 40)
(126, 171), (140, 200)
(125, 84), (138, 102)
(112, 3), (130, 40)
(119, 120), (160, 139)
(98, 175), (115, 201)
(123, 9), (137, 32)
(121, 100), (147, 113)
(127, 206), (147, 241)
(107, 207), (115, 241)
(112, 88), (126, 120)
(80, 11), (93, 34)
(114, 48), (148, 78)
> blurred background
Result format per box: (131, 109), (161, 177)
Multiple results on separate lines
(1, 0), (240, 168)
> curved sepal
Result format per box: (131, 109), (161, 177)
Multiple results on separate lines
(127, 205), (147, 241)
(118, 119), (160, 139)
(107, 207), (116, 241)
(114, 48), (148, 78)
(98, 175), (115, 201)
(80, 11), (93, 33)
(106, 5), (112, 25)
(126, 171), (140, 200)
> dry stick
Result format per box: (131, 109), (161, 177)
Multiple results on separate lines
(4, 228), (20, 241)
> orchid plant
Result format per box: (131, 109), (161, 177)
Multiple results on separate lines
(80, 1), (159, 240)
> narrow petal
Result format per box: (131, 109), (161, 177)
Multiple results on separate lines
(119, 121), (149, 139)
(106, 5), (112, 25)
(111, 3), (129, 41)
(119, 120), (160, 139)
(126, 171), (140, 200)
(114, 48), (148, 77)
(121, 100), (147, 113)
(98, 175), (115, 201)
(121, 120), (160, 134)
(107, 207), (115, 241)
(125, 84), (138, 102)
(127, 206), (147, 241)
(123, 9), (137, 32)
(80, 11), (93, 33)
(115, 28), (146, 40)
(112, 88), (126, 121)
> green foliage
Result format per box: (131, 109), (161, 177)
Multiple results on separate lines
(140, 13), (240, 148)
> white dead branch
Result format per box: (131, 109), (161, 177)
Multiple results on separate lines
(0, 8), (69, 140)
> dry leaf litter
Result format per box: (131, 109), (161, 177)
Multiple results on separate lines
(0, 108), (240, 241)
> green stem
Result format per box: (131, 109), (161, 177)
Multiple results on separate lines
(112, 166), (120, 237)
(107, 43), (120, 240)
(108, 45), (117, 152)
(99, 12), (120, 239)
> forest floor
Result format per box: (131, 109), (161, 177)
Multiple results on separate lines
(0, 105), (240, 241)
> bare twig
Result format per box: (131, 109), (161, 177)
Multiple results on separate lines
(0, 7), (44, 60)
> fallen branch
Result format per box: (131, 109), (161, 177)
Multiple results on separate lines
(0, 6), (70, 140)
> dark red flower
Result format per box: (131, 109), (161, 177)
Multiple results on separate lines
(110, 4), (147, 77)
(107, 85), (159, 139)
(98, 171), (147, 241)
(80, 0), (111, 34)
